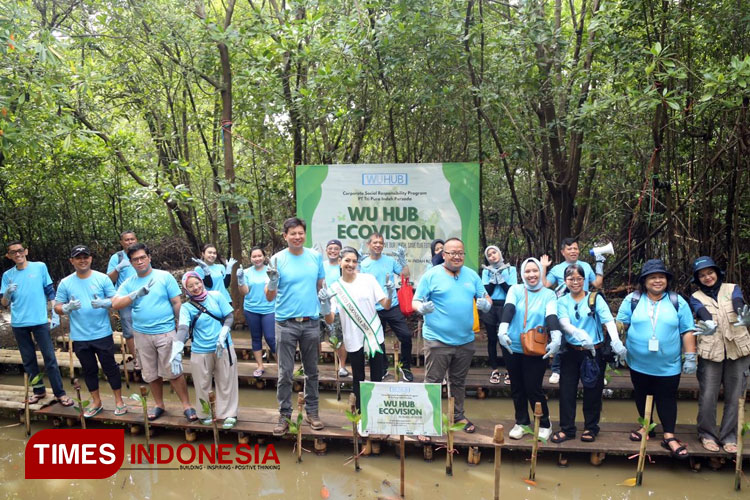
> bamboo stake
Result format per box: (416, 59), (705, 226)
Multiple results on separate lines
(23, 373), (31, 437)
(209, 391), (220, 448)
(393, 340), (400, 382)
(68, 336), (74, 383)
(636, 395), (654, 486)
(297, 392), (304, 463)
(446, 397), (455, 476)
(529, 402), (542, 481)
(735, 390), (746, 491)
(493, 424), (504, 500)
(121, 339), (130, 389)
(73, 378), (85, 429)
(400, 435), (406, 498)
(416, 319), (422, 368)
(349, 393), (360, 471)
(140, 386), (151, 450)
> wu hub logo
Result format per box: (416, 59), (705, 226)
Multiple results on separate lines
(362, 173), (408, 185)
(26, 429), (124, 479)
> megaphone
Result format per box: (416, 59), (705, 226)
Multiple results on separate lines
(589, 242), (614, 257)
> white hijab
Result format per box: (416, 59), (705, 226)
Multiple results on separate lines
(520, 257), (544, 291)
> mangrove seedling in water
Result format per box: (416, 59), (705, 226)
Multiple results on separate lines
(520, 424), (548, 443)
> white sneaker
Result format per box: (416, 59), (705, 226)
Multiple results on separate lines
(338, 367), (350, 377)
(548, 372), (560, 384)
(538, 427), (553, 441)
(509, 424), (525, 440)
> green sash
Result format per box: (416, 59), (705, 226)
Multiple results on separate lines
(330, 279), (384, 358)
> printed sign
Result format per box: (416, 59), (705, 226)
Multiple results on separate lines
(359, 382), (443, 436)
(296, 163), (480, 282)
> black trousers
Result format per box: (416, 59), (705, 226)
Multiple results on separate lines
(504, 350), (550, 428)
(480, 301), (504, 369)
(558, 348), (606, 436)
(377, 306), (412, 370)
(629, 368), (681, 433)
(349, 343), (387, 410)
(73, 335), (122, 393)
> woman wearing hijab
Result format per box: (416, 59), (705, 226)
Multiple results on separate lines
(688, 256), (750, 453)
(171, 271), (239, 429)
(481, 245), (517, 384)
(190, 243), (236, 304)
(429, 239), (445, 268)
(497, 258), (562, 441)
(615, 259), (697, 459)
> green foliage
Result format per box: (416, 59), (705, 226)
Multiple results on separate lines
(29, 373), (44, 386)
(637, 417), (658, 433)
(71, 398), (91, 414)
(520, 424), (547, 444)
(441, 413), (467, 433)
(199, 398), (212, 417)
(328, 334), (342, 349)
(345, 409), (361, 425)
(285, 413), (304, 436)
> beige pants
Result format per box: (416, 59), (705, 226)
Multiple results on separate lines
(190, 348), (239, 420)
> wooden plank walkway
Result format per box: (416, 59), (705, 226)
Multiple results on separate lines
(26, 394), (750, 460)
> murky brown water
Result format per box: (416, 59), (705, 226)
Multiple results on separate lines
(0, 373), (746, 499)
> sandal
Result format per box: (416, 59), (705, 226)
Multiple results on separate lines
(580, 430), (596, 443)
(489, 370), (501, 384)
(629, 428), (655, 442)
(148, 406), (166, 421)
(27, 392), (46, 404)
(661, 437), (689, 460)
(551, 431), (573, 444)
(504, 373), (511, 385)
(84, 406), (103, 418)
(114, 404), (128, 417)
(200, 417), (213, 426)
(457, 419), (476, 433)
(722, 442), (737, 453)
(700, 437), (720, 452)
(184, 407), (198, 422)
(57, 395), (75, 407)
(222, 417), (237, 429)
(253, 368), (265, 377)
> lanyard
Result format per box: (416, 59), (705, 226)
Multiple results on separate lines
(647, 298), (661, 338)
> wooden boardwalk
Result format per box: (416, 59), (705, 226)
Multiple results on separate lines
(19, 394), (750, 461)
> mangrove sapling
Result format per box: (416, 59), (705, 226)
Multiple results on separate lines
(344, 393), (362, 471)
(72, 378), (89, 429)
(24, 372), (44, 436)
(200, 396), (220, 448)
(130, 387), (151, 450)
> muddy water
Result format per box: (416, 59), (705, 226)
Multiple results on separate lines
(0, 373), (746, 499)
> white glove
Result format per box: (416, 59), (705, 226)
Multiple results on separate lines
(318, 287), (337, 315)
(115, 260), (131, 272)
(216, 326), (230, 358)
(543, 330), (562, 359)
(572, 327), (595, 354)
(595, 253), (605, 275)
(191, 257), (211, 273)
(169, 340), (184, 375)
(416, 300), (435, 315)
(384, 273), (396, 300)
(610, 337), (627, 358)
(5, 282), (18, 301)
(50, 310), (60, 330)
(266, 259), (280, 291)
(476, 297), (491, 313)
(62, 296), (82, 314)
(90, 294), (112, 309)
(694, 319), (717, 336)
(225, 257), (237, 276)
(395, 245), (407, 268)
(127, 279), (154, 302)
(734, 305), (750, 327)
(497, 323), (512, 349)
(682, 352), (697, 375)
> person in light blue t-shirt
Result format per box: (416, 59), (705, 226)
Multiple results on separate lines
(615, 259), (697, 459)
(238, 246), (276, 377)
(1, 241), (70, 406)
(106, 230), (138, 367)
(174, 271), (238, 429)
(322, 238), (349, 377)
(414, 238), (489, 436)
(190, 243), (235, 304)
(112, 243), (196, 423)
(265, 217), (326, 435)
(480, 245), (518, 384)
(55, 245), (125, 418)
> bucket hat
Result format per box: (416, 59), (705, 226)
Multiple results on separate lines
(638, 258), (673, 282)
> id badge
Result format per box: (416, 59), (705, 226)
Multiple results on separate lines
(648, 337), (659, 352)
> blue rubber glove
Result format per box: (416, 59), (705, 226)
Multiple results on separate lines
(476, 297), (491, 313)
(734, 305), (750, 327)
(225, 257), (237, 276)
(5, 281), (17, 302)
(169, 340), (184, 375)
(191, 257), (211, 274)
(215, 326), (230, 358)
(127, 279), (154, 302)
(497, 323), (512, 349)
(266, 259), (279, 291)
(62, 296), (82, 314)
(115, 259), (131, 272)
(694, 320), (717, 336)
(395, 245), (407, 268)
(90, 294), (112, 309)
(318, 288), (337, 315)
(416, 300), (434, 315)
(543, 330), (562, 359)
(384, 273), (396, 301)
(682, 352), (697, 374)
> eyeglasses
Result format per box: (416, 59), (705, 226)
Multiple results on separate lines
(130, 255), (149, 263)
(444, 251), (465, 258)
(566, 277), (584, 283)
(8, 248), (25, 255)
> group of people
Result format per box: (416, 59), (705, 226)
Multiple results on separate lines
(2, 225), (748, 457)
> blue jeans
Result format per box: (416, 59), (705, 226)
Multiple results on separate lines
(244, 310), (276, 352)
(13, 323), (66, 397)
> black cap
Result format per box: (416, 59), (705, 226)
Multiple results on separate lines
(70, 245), (91, 258)
(691, 256), (723, 283)
(326, 239), (343, 249)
